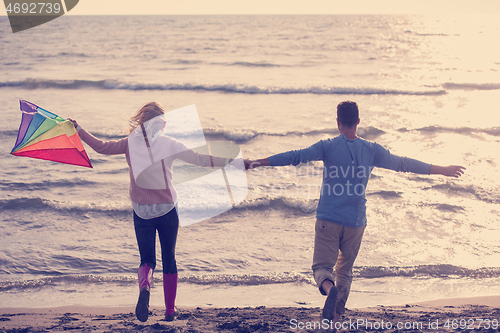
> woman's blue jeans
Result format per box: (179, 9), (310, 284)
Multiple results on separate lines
(133, 207), (179, 274)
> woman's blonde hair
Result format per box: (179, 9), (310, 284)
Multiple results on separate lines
(128, 102), (165, 133)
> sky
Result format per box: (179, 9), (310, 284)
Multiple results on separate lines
(1, 0), (500, 16)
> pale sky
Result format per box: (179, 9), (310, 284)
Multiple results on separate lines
(1, 0), (500, 16)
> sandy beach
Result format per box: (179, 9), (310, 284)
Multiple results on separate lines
(1, 296), (499, 332)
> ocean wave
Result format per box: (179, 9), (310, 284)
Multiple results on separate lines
(0, 78), (446, 96)
(4, 124), (496, 145)
(367, 190), (403, 199)
(442, 82), (500, 91)
(0, 197), (131, 214)
(356, 264), (500, 279)
(426, 183), (500, 204)
(0, 275), (135, 292)
(0, 128), (126, 141)
(431, 203), (465, 213)
(204, 125), (385, 142)
(57, 52), (90, 58)
(0, 129), (21, 139)
(181, 272), (311, 285)
(228, 61), (283, 68)
(2, 178), (492, 216)
(0, 79), (108, 90)
(234, 197), (318, 214)
(0, 179), (98, 191)
(398, 125), (500, 137)
(0, 273), (313, 292)
(87, 133), (128, 140)
(237, 183), (495, 212)
(1, 126), (383, 144)
(0, 195), (317, 216)
(2, 265), (500, 291)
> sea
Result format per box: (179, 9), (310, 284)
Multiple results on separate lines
(0, 15), (499, 309)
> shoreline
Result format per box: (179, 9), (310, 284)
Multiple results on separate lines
(5, 278), (500, 309)
(1, 296), (499, 332)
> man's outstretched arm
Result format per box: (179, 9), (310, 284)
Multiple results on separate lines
(430, 165), (466, 178)
(373, 143), (466, 178)
(245, 141), (325, 170)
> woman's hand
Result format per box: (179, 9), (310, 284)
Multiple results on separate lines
(67, 118), (79, 129)
(244, 158), (270, 170)
(244, 159), (254, 170)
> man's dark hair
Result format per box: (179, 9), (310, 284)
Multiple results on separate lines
(337, 101), (359, 128)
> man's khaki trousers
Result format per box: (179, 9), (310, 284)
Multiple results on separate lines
(312, 219), (366, 314)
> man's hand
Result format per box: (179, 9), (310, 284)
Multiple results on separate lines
(430, 165), (466, 178)
(244, 159), (259, 170)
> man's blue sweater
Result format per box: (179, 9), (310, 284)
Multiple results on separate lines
(268, 134), (431, 228)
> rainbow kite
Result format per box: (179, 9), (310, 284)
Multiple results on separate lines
(11, 100), (92, 168)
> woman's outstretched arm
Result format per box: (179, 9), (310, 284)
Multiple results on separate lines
(176, 149), (233, 168)
(68, 118), (127, 155)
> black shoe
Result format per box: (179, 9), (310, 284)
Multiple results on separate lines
(135, 288), (150, 322)
(322, 285), (338, 321)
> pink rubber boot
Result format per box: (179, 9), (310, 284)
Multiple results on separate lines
(163, 273), (178, 321)
(135, 264), (153, 322)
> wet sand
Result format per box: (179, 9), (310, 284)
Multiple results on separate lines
(1, 296), (499, 332)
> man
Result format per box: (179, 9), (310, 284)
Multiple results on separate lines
(245, 101), (465, 324)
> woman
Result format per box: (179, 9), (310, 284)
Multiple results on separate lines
(69, 102), (231, 322)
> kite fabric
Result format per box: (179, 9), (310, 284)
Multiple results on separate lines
(11, 100), (93, 168)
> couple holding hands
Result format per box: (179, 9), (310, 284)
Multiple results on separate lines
(71, 100), (465, 324)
